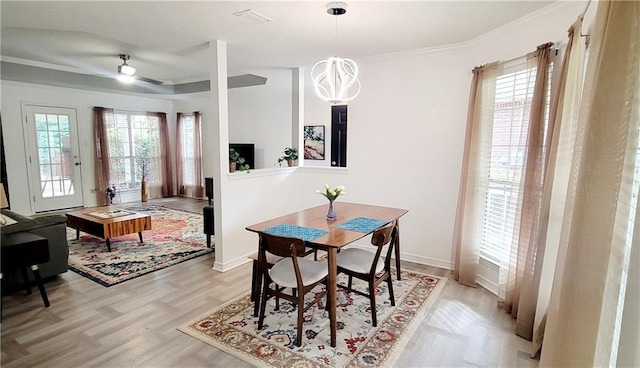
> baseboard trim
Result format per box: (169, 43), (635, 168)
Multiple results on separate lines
(213, 256), (251, 272)
(477, 273), (499, 296)
(348, 243), (452, 270)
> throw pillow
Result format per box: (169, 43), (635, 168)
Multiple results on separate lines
(0, 213), (18, 227)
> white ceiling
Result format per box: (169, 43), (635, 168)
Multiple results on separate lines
(1, 1), (556, 85)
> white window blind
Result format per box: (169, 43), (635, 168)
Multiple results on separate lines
(480, 59), (550, 264)
(180, 114), (198, 186)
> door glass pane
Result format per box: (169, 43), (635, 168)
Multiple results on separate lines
(37, 114), (74, 197)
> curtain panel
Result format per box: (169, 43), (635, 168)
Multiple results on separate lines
(541, 0), (640, 365)
(531, 16), (585, 356)
(498, 43), (554, 340)
(157, 112), (174, 197)
(93, 107), (115, 205)
(176, 113), (185, 196)
(192, 112), (204, 198)
(452, 62), (498, 287)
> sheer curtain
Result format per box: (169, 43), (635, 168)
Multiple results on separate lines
(93, 107), (115, 205)
(497, 43), (553, 340)
(541, 0), (640, 365)
(532, 16), (585, 355)
(452, 62), (498, 286)
(192, 112), (204, 198)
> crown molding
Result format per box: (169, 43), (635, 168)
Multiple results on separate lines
(359, 1), (584, 63)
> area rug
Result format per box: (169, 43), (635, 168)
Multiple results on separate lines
(178, 270), (446, 368)
(67, 205), (213, 287)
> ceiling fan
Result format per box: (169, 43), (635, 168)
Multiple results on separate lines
(116, 54), (163, 85)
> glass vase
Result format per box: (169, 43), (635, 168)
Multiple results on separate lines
(327, 200), (337, 221)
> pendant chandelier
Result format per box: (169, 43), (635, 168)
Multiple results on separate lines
(311, 2), (361, 104)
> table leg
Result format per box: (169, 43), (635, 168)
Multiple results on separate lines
(106, 238), (112, 252)
(31, 265), (50, 308)
(20, 268), (32, 295)
(327, 248), (337, 347)
(76, 229), (80, 240)
(138, 232), (143, 243)
(395, 220), (402, 280)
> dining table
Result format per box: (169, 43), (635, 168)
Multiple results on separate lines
(245, 201), (408, 347)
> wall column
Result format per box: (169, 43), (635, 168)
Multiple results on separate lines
(201, 40), (229, 271)
(292, 68), (304, 165)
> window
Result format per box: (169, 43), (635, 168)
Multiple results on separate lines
(480, 61), (552, 264)
(180, 114), (202, 187)
(177, 112), (203, 198)
(106, 112), (161, 190)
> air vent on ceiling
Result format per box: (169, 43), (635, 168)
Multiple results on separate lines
(233, 9), (273, 24)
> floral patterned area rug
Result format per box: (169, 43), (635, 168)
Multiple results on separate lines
(67, 205), (213, 287)
(178, 270), (446, 368)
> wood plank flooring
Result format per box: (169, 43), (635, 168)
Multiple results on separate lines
(1, 197), (539, 367)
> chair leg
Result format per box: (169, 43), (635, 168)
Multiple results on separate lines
(296, 292), (304, 347)
(348, 275), (353, 290)
(369, 280), (377, 327)
(258, 279), (270, 330)
(251, 260), (258, 302)
(387, 276), (395, 306)
(252, 261), (262, 318)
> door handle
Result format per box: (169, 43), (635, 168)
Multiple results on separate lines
(74, 162), (81, 166)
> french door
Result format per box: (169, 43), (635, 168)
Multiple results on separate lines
(24, 105), (84, 212)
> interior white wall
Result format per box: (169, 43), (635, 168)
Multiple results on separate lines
(228, 68), (293, 169)
(0, 81), (173, 214)
(0, 1), (590, 280)
(303, 84), (332, 167)
(293, 1), (587, 271)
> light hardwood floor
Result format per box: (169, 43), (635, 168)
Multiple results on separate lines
(1, 197), (539, 367)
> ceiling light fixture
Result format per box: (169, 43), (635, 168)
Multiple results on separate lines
(117, 54), (136, 84)
(311, 2), (361, 104)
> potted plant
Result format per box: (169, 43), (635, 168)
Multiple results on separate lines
(135, 138), (153, 202)
(278, 147), (298, 167)
(229, 148), (246, 173)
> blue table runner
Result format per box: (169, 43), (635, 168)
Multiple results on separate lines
(263, 224), (329, 241)
(335, 217), (389, 233)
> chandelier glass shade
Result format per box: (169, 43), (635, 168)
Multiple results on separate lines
(311, 56), (361, 104)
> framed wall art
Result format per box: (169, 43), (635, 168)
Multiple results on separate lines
(304, 125), (325, 160)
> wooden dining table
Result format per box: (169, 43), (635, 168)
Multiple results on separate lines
(245, 201), (408, 347)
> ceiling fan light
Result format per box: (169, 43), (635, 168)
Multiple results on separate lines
(118, 64), (136, 76)
(117, 73), (135, 84)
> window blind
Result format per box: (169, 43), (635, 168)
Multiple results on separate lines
(181, 114), (197, 186)
(480, 59), (540, 264)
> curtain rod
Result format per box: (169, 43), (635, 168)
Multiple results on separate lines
(499, 42), (557, 66)
(581, 0), (592, 18)
(580, 0), (592, 39)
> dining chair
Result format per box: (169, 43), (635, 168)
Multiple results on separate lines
(336, 220), (397, 327)
(249, 246), (318, 317)
(256, 233), (328, 347)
